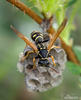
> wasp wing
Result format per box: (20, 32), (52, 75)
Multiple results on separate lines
(10, 25), (38, 53)
(47, 18), (67, 50)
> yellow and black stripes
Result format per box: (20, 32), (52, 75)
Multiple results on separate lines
(31, 31), (43, 44)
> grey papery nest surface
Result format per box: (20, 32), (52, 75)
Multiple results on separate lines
(17, 38), (67, 92)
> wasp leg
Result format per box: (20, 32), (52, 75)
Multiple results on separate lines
(50, 67), (59, 73)
(51, 45), (60, 49)
(51, 56), (56, 66)
(21, 50), (34, 62)
(32, 57), (36, 70)
(10, 25), (38, 53)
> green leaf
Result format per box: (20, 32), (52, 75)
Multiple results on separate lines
(29, 0), (67, 18)
(66, 0), (77, 7)
(66, 61), (81, 75)
(73, 46), (81, 62)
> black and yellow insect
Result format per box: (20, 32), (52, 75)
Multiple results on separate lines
(31, 31), (52, 67)
(11, 18), (67, 72)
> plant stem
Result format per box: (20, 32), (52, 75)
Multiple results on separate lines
(7, 0), (56, 33)
(6, 0), (80, 65)
(61, 39), (79, 64)
(7, 0), (42, 24)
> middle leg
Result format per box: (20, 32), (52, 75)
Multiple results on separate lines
(32, 57), (36, 70)
(51, 56), (56, 66)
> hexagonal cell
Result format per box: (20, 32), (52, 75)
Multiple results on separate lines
(17, 40), (67, 92)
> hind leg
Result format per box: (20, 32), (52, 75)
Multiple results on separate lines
(32, 57), (36, 70)
(51, 56), (56, 66)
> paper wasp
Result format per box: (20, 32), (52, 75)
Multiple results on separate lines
(11, 18), (67, 72)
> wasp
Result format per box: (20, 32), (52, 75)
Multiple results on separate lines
(11, 18), (67, 72)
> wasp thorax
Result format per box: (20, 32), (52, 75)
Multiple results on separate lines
(31, 31), (43, 44)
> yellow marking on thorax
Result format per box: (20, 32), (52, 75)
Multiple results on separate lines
(38, 44), (40, 46)
(37, 44), (43, 50)
(38, 53), (42, 57)
(40, 48), (42, 50)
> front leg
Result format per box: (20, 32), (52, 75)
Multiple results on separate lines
(28, 57), (36, 71)
(21, 50), (34, 62)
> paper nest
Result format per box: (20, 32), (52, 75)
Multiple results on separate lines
(17, 39), (67, 92)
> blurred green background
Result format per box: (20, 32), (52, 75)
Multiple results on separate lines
(0, 0), (81, 100)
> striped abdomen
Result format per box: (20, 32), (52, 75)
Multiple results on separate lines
(31, 31), (43, 44)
